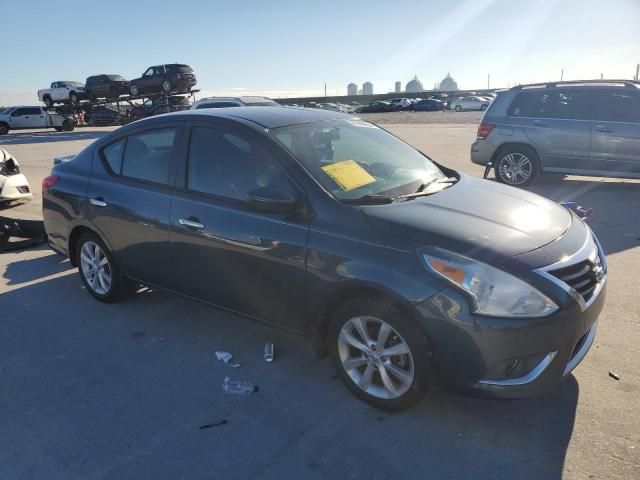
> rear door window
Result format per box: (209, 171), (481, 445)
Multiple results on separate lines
(593, 90), (640, 123)
(121, 128), (177, 184)
(102, 139), (125, 174)
(509, 90), (589, 119)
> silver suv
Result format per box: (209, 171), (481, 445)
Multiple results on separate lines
(471, 80), (640, 186)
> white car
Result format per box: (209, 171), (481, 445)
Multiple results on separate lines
(450, 96), (490, 112)
(0, 149), (32, 203)
(389, 98), (412, 110)
(37, 81), (86, 107)
(191, 96), (279, 109)
(0, 106), (74, 134)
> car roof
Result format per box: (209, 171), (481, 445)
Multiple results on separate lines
(165, 106), (348, 128)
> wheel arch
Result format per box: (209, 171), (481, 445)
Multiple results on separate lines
(491, 141), (543, 170)
(68, 224), (112, 267)
(310, 283), (424, 358)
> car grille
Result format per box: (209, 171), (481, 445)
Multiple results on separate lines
(548, 253), (603, 302)
(16, 185), (30, 194)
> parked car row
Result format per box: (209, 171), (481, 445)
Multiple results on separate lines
(37, 64), (197, 107)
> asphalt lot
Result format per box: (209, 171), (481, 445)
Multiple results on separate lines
(1, 120), (639, 480)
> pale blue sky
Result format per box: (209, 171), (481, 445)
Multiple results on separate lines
(1, 0), (638, 105)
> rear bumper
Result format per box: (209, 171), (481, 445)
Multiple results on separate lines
(470, 138), (495, 166)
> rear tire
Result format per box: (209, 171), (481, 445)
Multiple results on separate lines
(69, 92), (79, 104)
(76, 232), (134, 303)
(162, 80), (172, 93)
(494, 145), (540, 187)
(44, 96), (54, 108)
(54, 126), (64, 132)
(454, 105), (462, 112)
(62, 120), (74, 132)
(0, 123), (8, 135)
(327, 296), (435, 411)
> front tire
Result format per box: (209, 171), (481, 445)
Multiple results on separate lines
(494, 146), (539, 187)
(76, 232), (132, 302)
(454, 105), (462, 112)
(162, 80), (172, 93)
(44, 96), (54, 108)
(69, 92), (79, 104)
(328, 297), (435, 411)
(0, 123), (8, 135)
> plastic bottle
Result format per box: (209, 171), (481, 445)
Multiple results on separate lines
(222, 376), (259, 394)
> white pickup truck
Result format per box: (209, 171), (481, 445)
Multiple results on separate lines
(37, 81), (85, 107)
(0, 106), (75, 135)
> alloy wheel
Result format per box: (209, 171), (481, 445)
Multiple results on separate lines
(80, 241), (112, 295)
(498, 152), (533, 185)
(337, 316), (415, 399)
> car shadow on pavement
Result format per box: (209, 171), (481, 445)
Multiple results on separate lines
(0, 263), (580, 480)
(525, 175), (640, 257)
(0, 130), (108, 146)
(2, 245), (72, 286)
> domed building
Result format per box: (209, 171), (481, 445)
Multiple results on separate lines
(405, 76), (424, 93)
(439, 73), (459, 91)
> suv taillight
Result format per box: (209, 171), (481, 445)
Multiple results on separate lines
(477, 123), (495, 139)
(42, 175), (59, 191)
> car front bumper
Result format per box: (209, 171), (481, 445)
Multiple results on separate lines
(0, 174), (33, 201)
(415, 265), (606, 399)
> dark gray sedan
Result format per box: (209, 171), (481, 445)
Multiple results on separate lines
(42, 107), (606, 410)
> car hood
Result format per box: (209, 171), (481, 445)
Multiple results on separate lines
(362, 174), (572, 260)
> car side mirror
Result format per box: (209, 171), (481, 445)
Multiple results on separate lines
(248, 186), (298, 214)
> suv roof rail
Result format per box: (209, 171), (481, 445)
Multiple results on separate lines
(512, 79), (640, 90)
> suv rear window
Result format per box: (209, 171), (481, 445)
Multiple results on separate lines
(594, 90), (640, 123)
(508, 90), (589, 120)
(166, 65), (193, 73)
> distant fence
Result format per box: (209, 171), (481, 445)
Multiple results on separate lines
(273, 89), (498, 105)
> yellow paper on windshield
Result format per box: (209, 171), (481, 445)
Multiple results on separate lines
(321, 160), (376, 191)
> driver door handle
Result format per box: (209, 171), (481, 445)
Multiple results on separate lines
(90, 197), (108, 207)
(533, 120), (548, 127)
(179, 218), (205, 230)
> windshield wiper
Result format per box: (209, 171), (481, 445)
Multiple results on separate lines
(399, 177), (457, 199)
(342, 194), (397, 205)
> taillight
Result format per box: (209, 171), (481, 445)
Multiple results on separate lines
(477, 123), (495, 139)
(42, 175), (60, 191)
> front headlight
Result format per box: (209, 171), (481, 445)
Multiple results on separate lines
(423, 248), (558, 318)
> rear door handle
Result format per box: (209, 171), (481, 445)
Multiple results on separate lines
(533, 120), (548, 127)
(178, 218), (205, 230)
(90, 197), (108, 207)
(596, 125), (612, 133)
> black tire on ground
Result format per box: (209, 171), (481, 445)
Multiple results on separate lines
(62, 120), (74, 132)
(0, 124), (8, 135)
(75, 232), (135, 303)
(454, 105), (462, 112)
(494, 145), (540, 187)
(54, 126), (64, 132)
(130, 84), (139, 96)
(327, 296), (436, 411)
(44, 96), (54, 108)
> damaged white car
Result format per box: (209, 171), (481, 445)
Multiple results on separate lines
(0, 148), (32, 202)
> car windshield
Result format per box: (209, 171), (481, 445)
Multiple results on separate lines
(271, 119), (445, 201)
